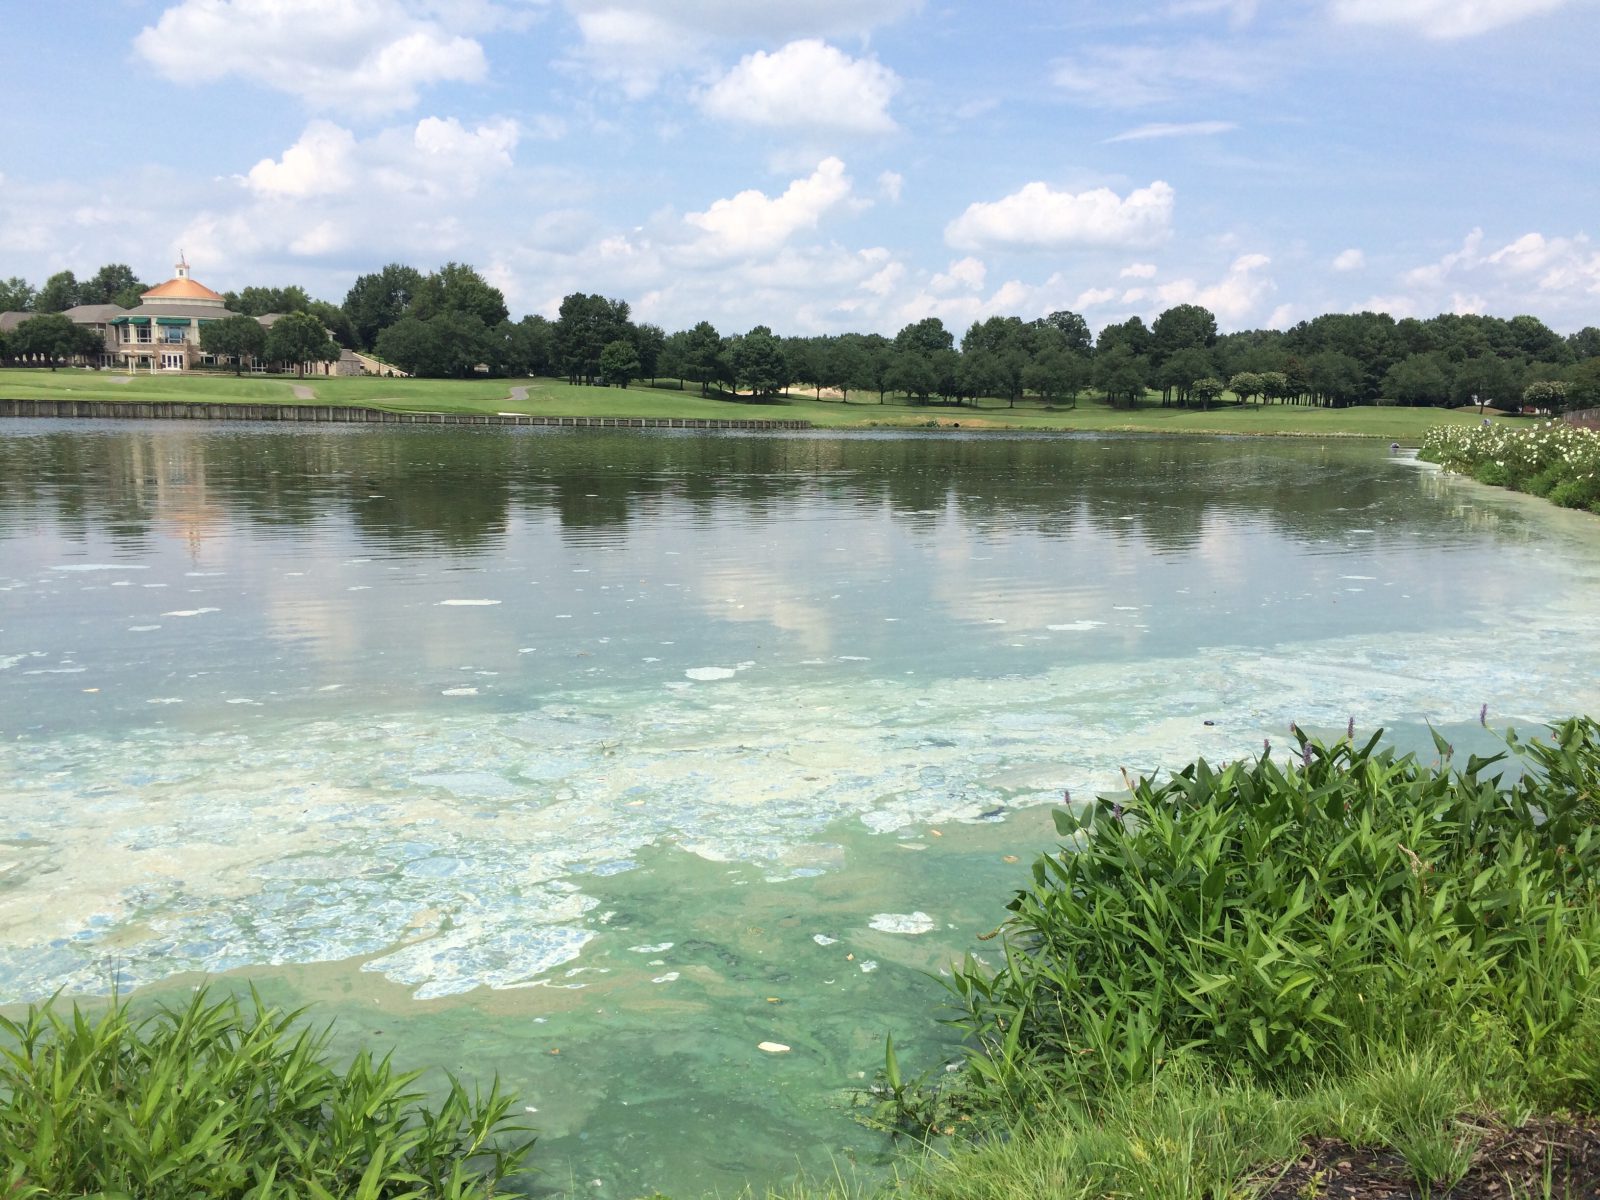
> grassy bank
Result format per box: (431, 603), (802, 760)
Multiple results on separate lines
(777, 717), (1600, 1200)
(1421, 420), (1600, 514)
(1, 368), (1505, 439)
(8, 720), (1597, 1199)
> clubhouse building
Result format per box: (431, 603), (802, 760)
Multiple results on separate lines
(1, 259), (368, 375)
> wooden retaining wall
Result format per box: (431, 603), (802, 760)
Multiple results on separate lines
(1566, 407), (1600, 432)
(0, 398), (811, 431)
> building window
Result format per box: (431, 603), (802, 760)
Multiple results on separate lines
(161, 353), (184, 371)
(161, 326), (186, 344)
(136, 326), (152, 344)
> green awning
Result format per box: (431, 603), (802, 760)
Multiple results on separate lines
(156, 317), (192, 326)
(111, 316), (151, 326)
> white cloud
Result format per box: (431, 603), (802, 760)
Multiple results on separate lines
(1332, 247), (1365, 271)
(245, 121), (359, 198)
(1266, 303), (1296, 328)
(372, 116), (520, 196)
(1074, 287), (1118, 308)
(1401, 227), (1600, 309)
(1153, 253), (1274, 323)
(931, 257), (987, 292)
(1121, 262), (1158, 279)
(246, 116), (519, 201)
(699, 40), (899, 134)
(562, 0), (917, 95)
(878, 171), (904, 202)
(1329, 0), (1577, 38)
(1103, 121), (1237, 143)
(680, 157), (854, 261)
(945, 181), (1175, 253)
(135, 0), (488, 116)
(1053, 43), (1260, 108)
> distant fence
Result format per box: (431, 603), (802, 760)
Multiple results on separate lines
(0, 398), (811, 431)
(1566, 407), (1600, 431)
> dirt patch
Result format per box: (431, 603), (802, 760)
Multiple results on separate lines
(291, 384), (316, 401)
(1252, 1116), (1600, 1199)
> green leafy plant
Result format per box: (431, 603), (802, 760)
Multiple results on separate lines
(946, 718), (1600, 1102)
(0, 987), (533, 1199)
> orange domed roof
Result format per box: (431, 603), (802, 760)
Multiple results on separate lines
(142, 276), (225, 303)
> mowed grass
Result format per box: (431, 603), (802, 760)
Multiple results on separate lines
(2, 368), (1510, 439)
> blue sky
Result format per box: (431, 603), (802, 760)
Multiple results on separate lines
(2, 0), (1597, 335)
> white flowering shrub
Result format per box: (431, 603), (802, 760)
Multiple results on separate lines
(1419, 421), (1600, 513)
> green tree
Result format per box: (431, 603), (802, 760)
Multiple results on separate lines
(1036, 310), (1092, 356)
(1190, 377), (1225, 409)
(599, 338), (641, 388)
(682, 321), (726, 395)
(1023, 346), (1088, 407)
(730, 325), (788, 398)
(887, 348), (937, 401)
(829, 334), (874, 403)
(1307, 351), (1365, 407)
(0, 276), (35, 312)
(1096, 315), (1151, 358)
(1259, 370), (1292, 403)
(35, 271), (80, 313)
(1451, 354), (1517, 411)
(1507, 314), (1568, 365)
(11, 313), (92, 368)
(373, 316), (439, 377)
(554, 293), (632, 384)
(1093, 344), (1148, 408)
(1566, 359), (1600, 408)
(961, 316), (1033, 404)
(1567, 327), (1600, 361)
(265, 312), (339, 378)
(80, 264), (146, 308)
(958, 350), (1010, 406)
(307, 300), (356, 349)
(1521, 380), (1568, 413)
(228, 285), (313, 317)
(1151, 303), (1218, 366)
(342, 263), (424, 350)
(1381, 354), (1451, 406)
(199, 315), (268, 375)
(632, 323), (665, 383)
(1228, 371), (1264, 405)
(1157, 346), (1216, 406)
(500, 315), (554, 376)
(413, 262), (508, 328)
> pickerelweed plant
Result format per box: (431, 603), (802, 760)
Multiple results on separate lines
(1420, 420), (1600, 512)
(0, 987), (534, 1199)
(946, 718), (1600, 1108)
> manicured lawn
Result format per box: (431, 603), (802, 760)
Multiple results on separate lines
(1, 368), (1512, 440)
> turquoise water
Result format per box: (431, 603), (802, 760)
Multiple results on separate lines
(2, 422), (1598, 1195)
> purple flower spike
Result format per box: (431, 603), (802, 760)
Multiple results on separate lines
(1263, 737), (1271, 756)
(1347, 716), (1355, 740)
(1302, 742), (1313, 768)
(1479, 704), (1488, 727)
(1063, 788), (1072, 805)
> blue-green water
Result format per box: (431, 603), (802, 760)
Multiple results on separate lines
(2, 422), (1598, 1195)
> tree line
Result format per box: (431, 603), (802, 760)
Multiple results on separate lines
(3, 261), (1598, 409)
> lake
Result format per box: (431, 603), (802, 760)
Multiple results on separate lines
(3, 421), (1598, 1196)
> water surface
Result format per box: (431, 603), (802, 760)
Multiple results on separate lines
(2, 422), (1597, 1195)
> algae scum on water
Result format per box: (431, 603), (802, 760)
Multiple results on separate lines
(3, 423), (1600, 1194)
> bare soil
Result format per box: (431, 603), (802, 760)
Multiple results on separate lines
(1252, 1117), (1600, 1199)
